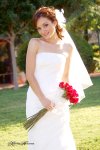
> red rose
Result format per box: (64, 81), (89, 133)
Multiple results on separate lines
(64, 83), (69, 89)
(66, 92), (71, 99)
(71, 90), (77, 97)
(59, 82), (65, 88)
(67, 86), (73, 92)
(70, 97), (78, 104)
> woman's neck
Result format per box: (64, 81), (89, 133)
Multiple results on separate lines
(42, 33), (61, 44)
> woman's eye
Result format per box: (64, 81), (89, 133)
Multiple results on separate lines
(44, 24), (48, 27)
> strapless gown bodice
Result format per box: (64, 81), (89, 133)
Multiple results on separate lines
(34, 52), (67, 94)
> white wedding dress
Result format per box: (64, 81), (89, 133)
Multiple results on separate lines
(26, 52), (76, 150)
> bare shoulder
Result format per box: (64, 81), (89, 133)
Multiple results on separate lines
(27, 38), (40, 53)
(29, 38), (40, 44)
(64, 43), (73, 54)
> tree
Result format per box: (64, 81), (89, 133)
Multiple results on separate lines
(65, 1), (100, 41)
(0, 0), (35, 89)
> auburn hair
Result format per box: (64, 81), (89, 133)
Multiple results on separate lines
(32, 7), (63, 39)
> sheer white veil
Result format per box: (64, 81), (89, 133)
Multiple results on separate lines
(55, 9), (93, 102)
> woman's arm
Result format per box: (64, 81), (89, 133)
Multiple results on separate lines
(26, 38), (46, 100)
(62, 44), (73, 82)
(26, 38), (55, 110)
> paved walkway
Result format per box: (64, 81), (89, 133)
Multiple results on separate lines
(0, 83), (26, 90)
(90, 72), (100, 77)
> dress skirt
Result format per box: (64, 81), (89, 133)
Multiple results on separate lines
(27, 101), (76, 150)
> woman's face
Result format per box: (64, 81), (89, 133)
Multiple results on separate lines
(36, 17), (57, 40)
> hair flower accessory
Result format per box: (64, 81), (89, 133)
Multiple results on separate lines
(55, 9), (66, 26)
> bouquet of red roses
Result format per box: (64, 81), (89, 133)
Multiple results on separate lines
(24, 82), (79, 130)
(59, 82), (79, 104)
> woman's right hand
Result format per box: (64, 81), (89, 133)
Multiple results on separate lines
(40, 97), (56, 111)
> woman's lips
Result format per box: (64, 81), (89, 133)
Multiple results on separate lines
(43, 32), (49, 36)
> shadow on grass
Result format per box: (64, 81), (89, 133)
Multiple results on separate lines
(0, 85), (28, 128)
(0, 77), (100, 127)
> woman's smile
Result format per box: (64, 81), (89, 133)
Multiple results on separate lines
(43, 31), (49, 37)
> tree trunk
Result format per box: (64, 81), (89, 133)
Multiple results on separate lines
(84, 28), (89, 41)
(8, 29), (18, 89)
(97, 29), (100, 49)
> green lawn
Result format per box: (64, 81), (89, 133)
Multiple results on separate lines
(0, 77), (100, 150)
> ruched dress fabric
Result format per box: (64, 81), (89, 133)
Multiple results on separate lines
(26, 52), (76, 150)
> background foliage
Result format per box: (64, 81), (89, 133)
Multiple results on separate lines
(0, 0), (100, 84)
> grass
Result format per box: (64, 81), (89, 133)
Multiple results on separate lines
(70, 77), (100, 150)
(0, 77), (100, 150)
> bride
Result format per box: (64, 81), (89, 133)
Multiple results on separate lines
(25, 6), (93, 150)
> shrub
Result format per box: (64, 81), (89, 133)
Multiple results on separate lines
(17, 40), (28, 72)
(17, 32), (39, 72)
(69, 32), (95, 73)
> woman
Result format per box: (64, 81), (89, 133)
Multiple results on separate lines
(26, 6), (93, 150)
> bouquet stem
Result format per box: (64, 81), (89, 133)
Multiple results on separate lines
(24, 108), (47, 131)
